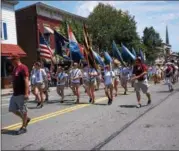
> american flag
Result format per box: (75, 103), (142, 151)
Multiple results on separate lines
(39, 32), (53, 60)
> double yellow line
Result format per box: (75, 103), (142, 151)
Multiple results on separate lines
(2, 97), (107, 131)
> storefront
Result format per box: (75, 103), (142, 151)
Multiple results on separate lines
(1, 44), (26, 88)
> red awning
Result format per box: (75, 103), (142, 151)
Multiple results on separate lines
(1, 44), (26, 57)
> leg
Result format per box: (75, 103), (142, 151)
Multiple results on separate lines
(75, 85), (80, 103)
(91, 85), (95, 103)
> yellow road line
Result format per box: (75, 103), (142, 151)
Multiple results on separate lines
(2, 97), (107, 131)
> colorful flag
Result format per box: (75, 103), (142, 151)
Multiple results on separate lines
(92, 50), (105, 66)
(121, 43), (136, 61)
(104, 51), (113, 64)
(112, 41), (126, 66)
(54, 30), (69, 57)
(132, 47), (137, 57)
(39, 32), (53, 60)
(83, 24), (98, 70)
(139, 49), (145, 62)
(67, 24), (83, 62)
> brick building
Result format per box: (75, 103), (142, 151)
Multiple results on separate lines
(15, 2), (87, 69)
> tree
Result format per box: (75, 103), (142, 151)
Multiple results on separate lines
(87, 3), (141, 52)
(142, 27), (163, 63)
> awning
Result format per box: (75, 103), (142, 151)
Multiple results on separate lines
(44, 26), (54, 34)
(1, 44), (26, 57)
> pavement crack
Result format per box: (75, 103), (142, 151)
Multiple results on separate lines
(91, 91), (177, 151)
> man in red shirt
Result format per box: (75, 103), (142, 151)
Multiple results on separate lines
(8, 54), (31, 135)
(131, 57), (152, 108)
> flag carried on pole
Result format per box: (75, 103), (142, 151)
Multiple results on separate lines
(92, 50), (105, 66)
(112, 41), (126, 66)
(139, 49), (145, 63)
(132, 47), (137, 57)
(83, 24), (98, 70)
(121, 43), (136, 61)
(67, 24), (83, 63)
(54, 30), (69, 57)
(39, 32), (53, 60)
(104, 51), (113, 64)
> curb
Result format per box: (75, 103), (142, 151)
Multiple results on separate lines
(1, 93), (13, 97)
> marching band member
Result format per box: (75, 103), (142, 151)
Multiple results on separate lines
(103, 65), (115, 105)
(69, 62), (82, 104)
(56, 66), (68, 103)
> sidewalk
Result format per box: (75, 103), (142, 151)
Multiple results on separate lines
(1, 88), (13, 97)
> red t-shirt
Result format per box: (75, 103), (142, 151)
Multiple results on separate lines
(133, 64), (147, 81)
(12, 64), (29, 96)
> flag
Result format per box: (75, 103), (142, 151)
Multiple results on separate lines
(104, 51), (113, 64)
(67, 24), (83, 62)
(132, 47), (137, 57)
(121, 43), (136, 61)
(112, 41), (126, 66)
(83, 24), (98, 70)
(139, 49), (145, 62)
(92, 50), (105, 66)
(54, 30), (69, 57)
(39, 32), (53, 60)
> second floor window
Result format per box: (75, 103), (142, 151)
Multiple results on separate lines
(1, 22), (8, 40)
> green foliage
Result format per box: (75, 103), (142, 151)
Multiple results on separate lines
(142, 26), (163, 63)
(87, 3), (141, 53)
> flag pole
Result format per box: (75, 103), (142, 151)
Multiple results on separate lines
(67, 23), (73, 66)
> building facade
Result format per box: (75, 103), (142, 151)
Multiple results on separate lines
(1, 0), (26, 88)
(15, 2), (87, 70)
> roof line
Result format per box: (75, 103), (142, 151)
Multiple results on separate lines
(16, 2), (87, 20)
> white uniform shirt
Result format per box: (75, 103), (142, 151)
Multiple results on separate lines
(70, 68), (82, 83)
(33, 69), (47, 84)
(57, 72), (68, 86)
(104, 70), (115, 85)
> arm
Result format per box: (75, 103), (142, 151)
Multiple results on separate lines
(23, 66), (30, 99)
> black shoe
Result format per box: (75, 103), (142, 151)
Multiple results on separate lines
(36, 102), (41, 107)
(108, 99), (112, 105)
(136, 104), (142, 108)
(147, 100), (151, 105)
(16, 127), (27, 135)
(89, 98), (92, 103)
(170, 88), (174, 92)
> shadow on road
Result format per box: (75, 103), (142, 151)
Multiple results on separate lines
(120, 104), (148, 108)
(94, 103), (108, 106)
(156, 90), (171, 93)
(120, 105), (137, 108)
(1, 129), (18, 135)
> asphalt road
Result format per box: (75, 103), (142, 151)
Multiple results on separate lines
(1, 82), (179, 150)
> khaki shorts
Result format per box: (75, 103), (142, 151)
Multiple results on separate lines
(57, 85), (65, 95)
(120, 76), (128, 86)
(71, 82), (80, 88)
(9, 95), (27, 113)
(134, 80), (149, 94)
(105, 83), (113, 89)
(34, 83), (45, 91)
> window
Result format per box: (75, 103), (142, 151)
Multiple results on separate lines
(1, 21), (8, 40)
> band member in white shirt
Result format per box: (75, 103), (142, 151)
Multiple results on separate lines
(69, 62), (82, 104)
(83, 63), (98, 104)
(33, 62), (47, 108)
(56, 66), (67, 103)
(113, 60), (120, 97)
(103, 65), (115, 105)
(120, 66), (130, 95)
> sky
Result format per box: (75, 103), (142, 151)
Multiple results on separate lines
(16, 1), (179, 52)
